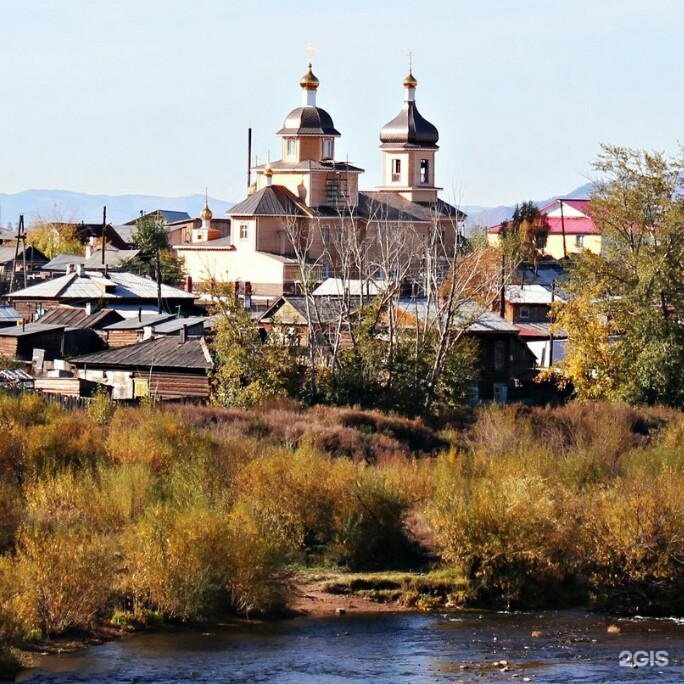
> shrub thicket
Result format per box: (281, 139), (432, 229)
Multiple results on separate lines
(0, 392), (682, 653)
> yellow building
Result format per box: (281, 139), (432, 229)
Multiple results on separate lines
(487, 198), (601, 260)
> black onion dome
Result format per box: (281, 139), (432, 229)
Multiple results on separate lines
(277, 106), (340, 137)
(379, 101), (439, 147)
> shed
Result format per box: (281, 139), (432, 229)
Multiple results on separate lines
(0, 323), (65, 361)
(69, 335), (213, 401)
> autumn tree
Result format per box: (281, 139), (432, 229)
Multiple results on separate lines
(26, 220), (83, 259)
(122, 216), (186, 309)
(498, 201), (550, 267)
(204, 281), (300, 408)
(552, 144), (684, 405)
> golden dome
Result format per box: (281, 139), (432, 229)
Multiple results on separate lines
(200, 204), (213, 221)
(263, 163), (273, 177)
(300, 63), (320, 90)
(403, 71), (418, 88)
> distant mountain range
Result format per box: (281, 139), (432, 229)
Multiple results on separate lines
(0, 183), (594, 230)
(0, 190), (235, 227)
(463, 183), (594, 230)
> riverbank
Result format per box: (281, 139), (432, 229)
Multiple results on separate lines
(15, 611), (684, 683)
(1, 396), (683, 680)
(290, 569), (469, 616)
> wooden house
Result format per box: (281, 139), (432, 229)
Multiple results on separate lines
(69, 334), (213, 401)
(0, 323), (66, 361)
(103, 314), (175, 348)
(8, 268), (197, 321)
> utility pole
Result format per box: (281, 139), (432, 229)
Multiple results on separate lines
(247, 127), (252, 189)
(548, 279), (556, 368)
(559, 200), (568, 259)
(20, 217), (27, 289)
(101, 205), (107, 266)
(499, 253), (506, 318)
(9, 215), (25, 293)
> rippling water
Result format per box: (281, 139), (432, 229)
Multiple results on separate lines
(18, 610), (683, 683)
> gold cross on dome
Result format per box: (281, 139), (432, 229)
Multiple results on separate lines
(306, 42), (316, 64)
(407, 50), (414, 72)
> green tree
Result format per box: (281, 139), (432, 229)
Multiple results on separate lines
(205, 282), (300, 408)
(553, 145), (684, 406)
(123, 217), (186, 309)
(498, 201), (550, 266)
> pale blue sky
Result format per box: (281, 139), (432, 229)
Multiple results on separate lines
(1, 0), (682, 206)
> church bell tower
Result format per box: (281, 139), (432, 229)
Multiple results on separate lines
(378, 70), (440, 203)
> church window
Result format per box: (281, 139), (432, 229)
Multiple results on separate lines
(420, 159), (430, 184)
(575, 235), (585, 248)
(326, 181), (341, 202)
(239, 223), (249, 240)
(322, 139), (333, 159)
(391, 158), (401, 182)
(286, 138), (297, 158)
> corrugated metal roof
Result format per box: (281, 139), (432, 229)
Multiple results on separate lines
(0, 305), (22, 322)
(313, 278), (385, 297)
(103, 314), (174, 330)
(0, 323), (65, 337)
(124, 210), (191, 225)
(42, 254), (86, 271)
(0, 245), (48, 265)
(9, 270), (195, 301)
(39, 307), (123, 329)
(0, 369), (33, 382)
(83, 249), (140, 269)
(152, 316), (207, 334)
(505, 284), (564, 304)
(70, 335), (213, 370)
(397, 298), (519, 333)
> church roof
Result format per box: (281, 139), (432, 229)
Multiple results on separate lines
(228, 186), (311, 217)
(277, 105), (340, 137)
(253, 160), (363, 173)
(379, 101), (439, 147)
(357, 192), (464, 222)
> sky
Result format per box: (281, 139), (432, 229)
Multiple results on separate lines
(0, 0), (682, 207)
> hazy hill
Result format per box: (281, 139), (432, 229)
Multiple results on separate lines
(0, 189), (235, 227)
(464, 183), (594, 230)
(0, 183), (594, 231)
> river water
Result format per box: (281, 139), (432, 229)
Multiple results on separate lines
(18, 611), (683, 683)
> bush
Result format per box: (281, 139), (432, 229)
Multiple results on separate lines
(15, 524), (114, 635)
(122, 504), (231, 620)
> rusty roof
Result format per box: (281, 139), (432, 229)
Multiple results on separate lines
(69, 335), (213, 371)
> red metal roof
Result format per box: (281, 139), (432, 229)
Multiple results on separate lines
(539, 198), (591, 215)
(488, 216), (598, 235)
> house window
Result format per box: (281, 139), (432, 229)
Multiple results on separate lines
(575, 235), (585, 248)
(321, 226), (331, 244)
(322, 139), (333, 159)
(419, 159), (429, 184)
(391, 158), (401, 182)
(519, 305), (530, 320)
(239, 223), (249, 240)
(534, 232), (548, 249)
(494, 340), (506, 371)
(286, 138), (297, 158)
